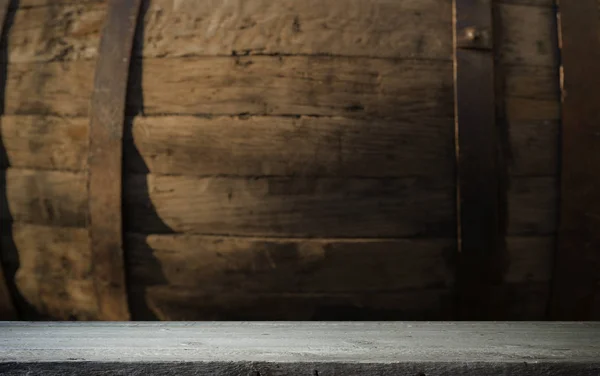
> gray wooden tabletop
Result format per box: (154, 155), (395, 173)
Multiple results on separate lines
(1, 322), (599, 375)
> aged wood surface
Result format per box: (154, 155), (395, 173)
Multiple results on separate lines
(551, 0), (600, 320)
(496, 0), (559, 320)
(507, 177), (557, 235)
(123, 116), (454, 179)
(0, 0), (562, 321)
(0, 225), (96, 320)
(0, 169), (87, 228)
(5, 1), (552, 64)
(6, 57), (455, 119)
(6, 0), (452, 63)
(1, 114), (556, 178)
(5, 111), (453, 177)
(496, 3), (557, 67)
(124, 174), (455, 238)
(1, 322), (599, 376)
(127, 235), (456, 293)
(1, 169), (555, 239)
(0, 223), (553, 320)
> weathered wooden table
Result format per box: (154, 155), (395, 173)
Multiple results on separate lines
(1, 322), (599, 375)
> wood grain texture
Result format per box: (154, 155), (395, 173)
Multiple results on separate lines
(3, 4), (558, 117)
(508, 120), (558, 176)
(126, 234), (552, 320)
(497, 1), (559, 324)
(0, 225), (97, 320)
(126, 234), (456, 293)
(507, 177), (557, 235)
(1, 114), (557, 178)
(5, 57), (454, 119)
(6, 0), (452, 62)
(505, 236), (553, 284)
(4, 322), (599, 364)
(0, 115), (89, 171)
(1, 113), (453, 177)
(130, 57), (454, 119)
(0, 0), (562, 322)
(5, 1), (553, 64)
(496, 2), (558, 67)
(133, 283), (549, 321)
(138, 0), (452, 60)
(129, 288), (454, 320)
(0, 224), (553, 320)
(551, 0), (600, 320)
(14, 0), (102, 6)
(1, 169), (558, 238)
(124, 174), (456, 237)
(499, 0), (553, 6)
(0, 169), (87, 228)
(124, 115), (454, 178)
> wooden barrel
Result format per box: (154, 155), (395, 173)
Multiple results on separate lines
(0, 0), (564, 321)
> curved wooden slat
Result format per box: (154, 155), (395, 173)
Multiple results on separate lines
(551, 0), (600, 320)
(87, 0), (141, 321)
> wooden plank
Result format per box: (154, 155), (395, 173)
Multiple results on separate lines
(0, 222), (554, 320)
(0, 0), (17, 320)
(128, 234), (553, 320)
(87, 0), (140, 321)
(2, 169), (556, 238)
(3, 56), (558, 123)
(1, 322), (599, 375)
(6, 0), (452, 63)
(551, 0), (600, 320)
(5, 2), (553, 65)
(14, 0), (102, 7)
(126, 234), (456, 293)
(124, 115), (454, 178)
(136, 279), (551, 322)
(3, 223), (454, 320)
(0, 114), (561, 178)
(5, 57), (454, 118)
(507, 177), (557, 235)
(0, 115), (88, 171)
(499, 0), (553, 6)
(124, 174), (455, 237)
(495, 3), (558, 67)
(503, 65), (558, 101)
(0, 169), (87, 228)
(126, 57), (454, 119)
(139, 0), (452, 60)
(6, 2), (106, 63)
(487, 281), (551, 319)
(508, 120), (558, 176)
(5, 60), (94, 116)
(0, 224), (97, 320)
(130, 288), (454, 321)
(505, 236), (553, 283)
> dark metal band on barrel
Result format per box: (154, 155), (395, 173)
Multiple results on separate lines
(87, 0), (142, 321)
(453, 0), (503, 319)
